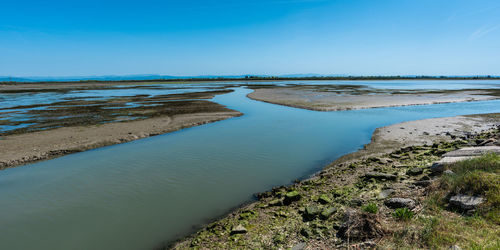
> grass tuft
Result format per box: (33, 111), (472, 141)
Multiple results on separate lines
(361, 203), (379, 214)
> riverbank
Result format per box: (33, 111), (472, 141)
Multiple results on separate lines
(170, 113), (499, 249)
(247, 86), (500, 111)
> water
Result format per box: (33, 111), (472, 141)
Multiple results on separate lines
(0, 82), (500, 250)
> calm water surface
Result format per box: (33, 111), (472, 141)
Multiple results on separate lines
(1, 82), (500, 250)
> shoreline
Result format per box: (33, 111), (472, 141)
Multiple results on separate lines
(169, 113), (499, 249)
(0, 111), (242, 170)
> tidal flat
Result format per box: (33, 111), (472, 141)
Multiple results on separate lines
(0, 80), (500, 250)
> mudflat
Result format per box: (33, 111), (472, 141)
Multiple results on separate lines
(247, 85), (500, 111)
(0, 84), (241, 169)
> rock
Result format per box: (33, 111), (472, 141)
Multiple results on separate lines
(268, 199), (283, 207)
(406, 168), (424, 176)
(390, 153), (402, 159)
(430, 162), (446, 174)
(291, 242), (307, 250)
(283, 191), (301, 205)
(378, 189), (395, 199)
(230, 224), (247, 235)
(393, 164), (408, 168)
(478, 138), (496, 146)
(364, 172), (397, 181)
(433, 146), (500, 171)
(304, 206), (320, 220)
(320, 207), (337, 220)
(367, 157), (384, 164)
(449, 245), (462, 250)
(255, 191), (272, 200)
(449, 194), (485, 211)
(350, 198), (363, 207)
(414, 180), (433, 187)
(318, 194), (332, 204)
(419, 175), (431, 181)
(443, 170), (455, 175)
(384, 198), (416, 209)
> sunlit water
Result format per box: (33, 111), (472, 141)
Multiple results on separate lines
(1, 82), (500, 250)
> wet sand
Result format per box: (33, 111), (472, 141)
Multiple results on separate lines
(247, 86), (500, 111)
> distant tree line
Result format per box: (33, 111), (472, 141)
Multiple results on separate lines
(1, 75), (499, 84)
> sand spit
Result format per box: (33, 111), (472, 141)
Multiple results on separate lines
(0, 111), (241, 169)
(247, 86), (500, 111)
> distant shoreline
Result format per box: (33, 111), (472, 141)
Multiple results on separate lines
(2, 75), (500, 84)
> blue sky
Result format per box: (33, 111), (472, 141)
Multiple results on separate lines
(1, 0), (499, 77)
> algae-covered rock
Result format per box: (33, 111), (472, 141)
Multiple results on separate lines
(304, 205), (320, 220)
(268, 199), (283, 207)
(230, 224), (247, 235)
(318, 194), (332, 204)
(364, 172), (397, 181)
(283, 190), (301, 205)
(406, 167), (424, 176)
(320, 206), (337, 220)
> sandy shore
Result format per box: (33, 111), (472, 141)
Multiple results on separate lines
(0, 111), (241, 169)
(333, 113), (500, 165)
(248, 87), (500, 111)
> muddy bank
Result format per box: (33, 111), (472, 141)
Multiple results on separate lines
(169, 113), (499, 249)
(247, 85), (500, 111)
(0, 89), (242, 169)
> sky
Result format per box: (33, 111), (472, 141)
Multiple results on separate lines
(1, 0), (500, 77)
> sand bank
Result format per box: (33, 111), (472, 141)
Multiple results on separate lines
(248, 86), (500, 111)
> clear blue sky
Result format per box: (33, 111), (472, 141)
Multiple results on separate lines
(1, 0), (499, 77)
